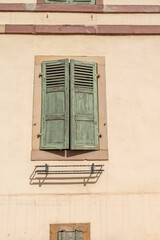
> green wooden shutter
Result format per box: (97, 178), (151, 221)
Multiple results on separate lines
(40, 59), (69, 150)
(70, 59), (99, 150)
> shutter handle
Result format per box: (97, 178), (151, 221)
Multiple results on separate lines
(98, 133), (102, 138)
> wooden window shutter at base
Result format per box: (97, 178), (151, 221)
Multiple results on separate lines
(40, 59), (69, 150)
(70, 59), (99, 150)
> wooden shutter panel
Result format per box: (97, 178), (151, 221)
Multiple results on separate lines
(70, 59), (99, 150)
(40, 59), (69, 150)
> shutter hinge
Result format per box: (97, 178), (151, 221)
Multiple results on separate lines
(96, 74), (100, 78)
(37, 133), (42, 138)
(98, 133), (102, 138)
(39, 73), (43, 78)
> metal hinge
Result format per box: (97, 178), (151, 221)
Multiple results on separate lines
(37, 133), (42, 138)
(98, 133), (102, 138)
(96, 74), (100, 78)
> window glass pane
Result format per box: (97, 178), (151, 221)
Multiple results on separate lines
(58, 231), (83, 240)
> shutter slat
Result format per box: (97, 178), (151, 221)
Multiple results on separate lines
(46, 71), (65, 76)
(70, 59), (99, 150)
(46, 67), (65, 71)
(40, 59), (69, 150)
(46, 80), (65, 83)
(74, 71), (93, 76)
(75, 75), (93, 79)
(75, 67), (93, 71)
(46, 79), (65, 83)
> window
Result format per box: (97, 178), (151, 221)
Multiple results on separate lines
(58, 230), (83, 240)
(40, 59), (99, 150)
(32, 56), (108, 161)
(44, 0), (95, 4)
(50, 223), (90, 240)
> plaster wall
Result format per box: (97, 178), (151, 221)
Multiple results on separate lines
(0, 0), (36, 3)
(105, 0), (160, 5)
(1, 194), (160, 240)
(1, 0), (160, 4)
(0, 34), (160, 194)
(1, 13), (160, 25)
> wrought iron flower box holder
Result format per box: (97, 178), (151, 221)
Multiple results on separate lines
(35, 163), (104, 175)
(30, 163), (104, 186)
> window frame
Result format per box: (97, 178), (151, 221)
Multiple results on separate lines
(50, 223), (90, 240)
(37, 0), (103, 6)
(31, 55), (108, 161)
(44, 0), (95, 4)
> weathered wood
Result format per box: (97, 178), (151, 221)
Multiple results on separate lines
(70, 59), (99, 150)
(40, 59), (69, 150)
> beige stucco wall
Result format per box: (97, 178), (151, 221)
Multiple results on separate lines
(1, 34), (160, 194)
(1, 194), (160, 240)
(0, 0), (36, 3)
(105, 0), (160, 5)
(1, 8), (160, 238)
(1, 0), (160, 4)
(1, 13), (160, 25)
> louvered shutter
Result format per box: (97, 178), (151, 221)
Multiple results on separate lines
(40, 59), (69, 150)
(70, 59), (99, 150)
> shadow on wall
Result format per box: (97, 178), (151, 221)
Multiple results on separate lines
(30, 163), (104, 187)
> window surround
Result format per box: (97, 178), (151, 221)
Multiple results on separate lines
(50, 223), (90, 240)
(37, 0), (103, 6)
(31, 55), (108, 161)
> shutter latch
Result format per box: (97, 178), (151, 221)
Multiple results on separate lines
(39, 73), (43, 78)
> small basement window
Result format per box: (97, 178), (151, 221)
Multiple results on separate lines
(58, 230), (83, 240)
(50, 223), (90, 240)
